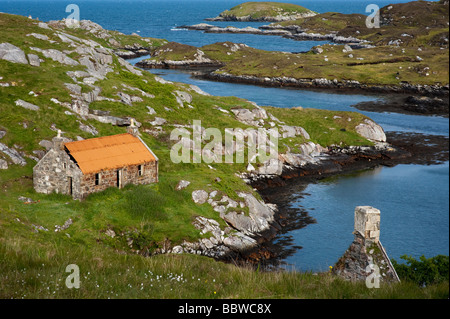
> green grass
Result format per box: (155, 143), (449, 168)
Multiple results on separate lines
(0, 220), (448, 299)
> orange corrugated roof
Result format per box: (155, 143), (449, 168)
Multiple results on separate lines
(64, 133), (156, 174)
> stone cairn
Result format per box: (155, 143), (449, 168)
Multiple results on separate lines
(332, 206), (400, 284)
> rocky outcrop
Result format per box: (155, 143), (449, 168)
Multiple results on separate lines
(184, 189), (279, 258)
(0, 43), (28, 64)
(0, 143), (27, 166)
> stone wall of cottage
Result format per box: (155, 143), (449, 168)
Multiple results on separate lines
(33, 148), (82, 197)
(78, 161), (158, 199)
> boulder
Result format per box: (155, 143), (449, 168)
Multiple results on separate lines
(0, 43), (28, 64)
(27, 54), (41, 67)
(355, 119), (386, 142)
(192, 190), (209, 204)
(221, 192), (276, 237)
(223, 233), (257, 250)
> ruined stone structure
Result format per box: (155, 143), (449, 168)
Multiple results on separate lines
(33, 123), (158, 200)
(332, 206), (400, 284)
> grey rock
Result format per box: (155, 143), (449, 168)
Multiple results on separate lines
(54, 218), (73, 232)
(27, 33), (49, 41)
(117, 91), (143, 105)
(189, 84), (210, 96)
(42, 49), (79, 66)
(105, 229), (116, 238)
(355, 119), (386, 142)
(39, 140), (53, 150)
(0, 143), (27, 166)
(192, 190), (209, 204)
(78, 121), (98, 135)
(38, 22), (52, 30)
(146, 106), (156, 115)
(174, 90), (193, 104)
(175, 180), (191, 191)
(150, 117), (167, 126)
(223, 233), (257, 250)
(313, 47), (324, 54)
(171, 246), (184, 254)
(15, 99), (40, 111)
(0, 43), (28, 64)
(27, 54), (41, 67)
(0, 159), (8, 169)
(65, 83), (82, 95)
(117, 57), (143, 76)
(258, 158), (283, 175)
(231, 108), (255, 122)
(221, 192), (276, 237)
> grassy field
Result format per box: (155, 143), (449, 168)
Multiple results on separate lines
(1, 217), (448, 299)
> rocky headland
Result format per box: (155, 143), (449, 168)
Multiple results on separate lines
(205, 1), (317, 22)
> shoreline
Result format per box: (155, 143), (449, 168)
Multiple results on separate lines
(127, 59), (449, 268)
(176, 23), (369, 46)
(235, 131), (449, 268)
(135, 59), (449, 116)
(201, 71), (449, 98)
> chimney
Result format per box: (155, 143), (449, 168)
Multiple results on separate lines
(354, 206), (380, 245)
(52, 130), (65, 151)
(127, 118), (139, 137)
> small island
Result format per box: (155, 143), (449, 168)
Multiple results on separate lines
(206, 1), (317, 22)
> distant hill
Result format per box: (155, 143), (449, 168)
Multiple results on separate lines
(206, 1), (317, 22)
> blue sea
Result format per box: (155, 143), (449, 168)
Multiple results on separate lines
(1, 0), (448, 271)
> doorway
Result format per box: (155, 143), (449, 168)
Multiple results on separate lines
(116, 169), (122, 188)
(68, 177), (73, 196)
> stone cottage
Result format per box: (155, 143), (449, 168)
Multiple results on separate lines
(33, 123), (158, 200)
